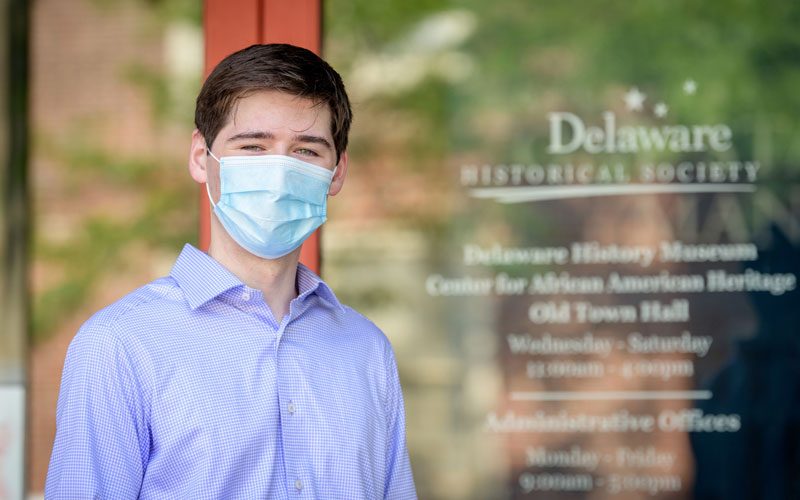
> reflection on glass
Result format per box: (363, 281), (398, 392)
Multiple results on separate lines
(325, 1), (800, 498)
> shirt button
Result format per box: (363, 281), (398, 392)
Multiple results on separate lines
(287, 402), (296, 414)
(294, 479), (303, 491)
(242, 290), (251, 301)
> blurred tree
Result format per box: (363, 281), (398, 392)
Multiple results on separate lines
(31, 0), (202, 344)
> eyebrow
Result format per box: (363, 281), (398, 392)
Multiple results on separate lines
(227, 131), (274, 142)
(295, 134), (333, 151)
(227, 130), (333, 151)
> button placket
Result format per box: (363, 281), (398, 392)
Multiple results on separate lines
(277, 336), (306, 498)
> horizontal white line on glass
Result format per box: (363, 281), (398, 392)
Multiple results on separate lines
(509, 390), (713, 401)
(470, 183), (756, 203)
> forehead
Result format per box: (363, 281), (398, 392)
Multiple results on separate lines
(223, 90), (333, 138)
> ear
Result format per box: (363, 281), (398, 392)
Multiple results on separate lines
(328, 151), (349, 196)
(188, 129), (210, 184)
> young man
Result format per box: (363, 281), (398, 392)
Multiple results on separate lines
(46, 44), (416, 499)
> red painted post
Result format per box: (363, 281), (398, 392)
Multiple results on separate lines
(199, 0), (260, 257)
(262, 0), (323, 273)
(201, 0), (323, 273)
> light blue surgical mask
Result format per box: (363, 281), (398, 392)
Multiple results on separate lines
(206, 152), (336, 259)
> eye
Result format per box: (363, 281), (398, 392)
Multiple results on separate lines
(295, 148), (320, 157)
(240, 144), (265, 152)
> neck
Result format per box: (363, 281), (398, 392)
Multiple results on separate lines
(208, 218), (299, 323)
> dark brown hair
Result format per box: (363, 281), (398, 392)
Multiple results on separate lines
(195, 44), (352, 161)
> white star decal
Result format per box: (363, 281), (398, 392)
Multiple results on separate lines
(624, 87), (646, 112)
(654, 102), (668, 118)
(683, 79), (697, 95)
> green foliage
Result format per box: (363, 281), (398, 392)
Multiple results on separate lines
(326, 0), (800, 257)
(32, 188), (197, 342)
(32, 122), (198, 342)
(325, 0), (449, 54)
(123, 61), (201, 126)
(123, 63), (174, 125)
(89, 0), (201, 24)
(38, 132), (161, 185)
(31, 0), (202, 344)
(328, 0), (800, 166)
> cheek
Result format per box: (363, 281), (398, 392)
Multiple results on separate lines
(208, 166), (223, 202)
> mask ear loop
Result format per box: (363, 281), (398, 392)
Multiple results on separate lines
(328, 165), (339, 195)
(205, 181), (217, 209)
(206, 148), (220, 208)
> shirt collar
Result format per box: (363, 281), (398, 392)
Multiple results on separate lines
(170, 244), (244, 310)
(296, 262), (345, 312)
(170, 244), (344, 312)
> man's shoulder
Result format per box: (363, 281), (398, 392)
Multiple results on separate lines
(329, 302), (397, 353)
(76, 275), (184, 342)
(62, 276), (185, 387)
(334, 302), (379, 331)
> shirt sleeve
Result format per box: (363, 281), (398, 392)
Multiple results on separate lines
(45, 320), (151, 499)
(382, 342), (417, 500)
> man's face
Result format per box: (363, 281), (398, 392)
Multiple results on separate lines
(195, 89), (345, 202)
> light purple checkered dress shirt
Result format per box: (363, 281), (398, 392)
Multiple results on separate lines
(46, 244), (416, 499)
